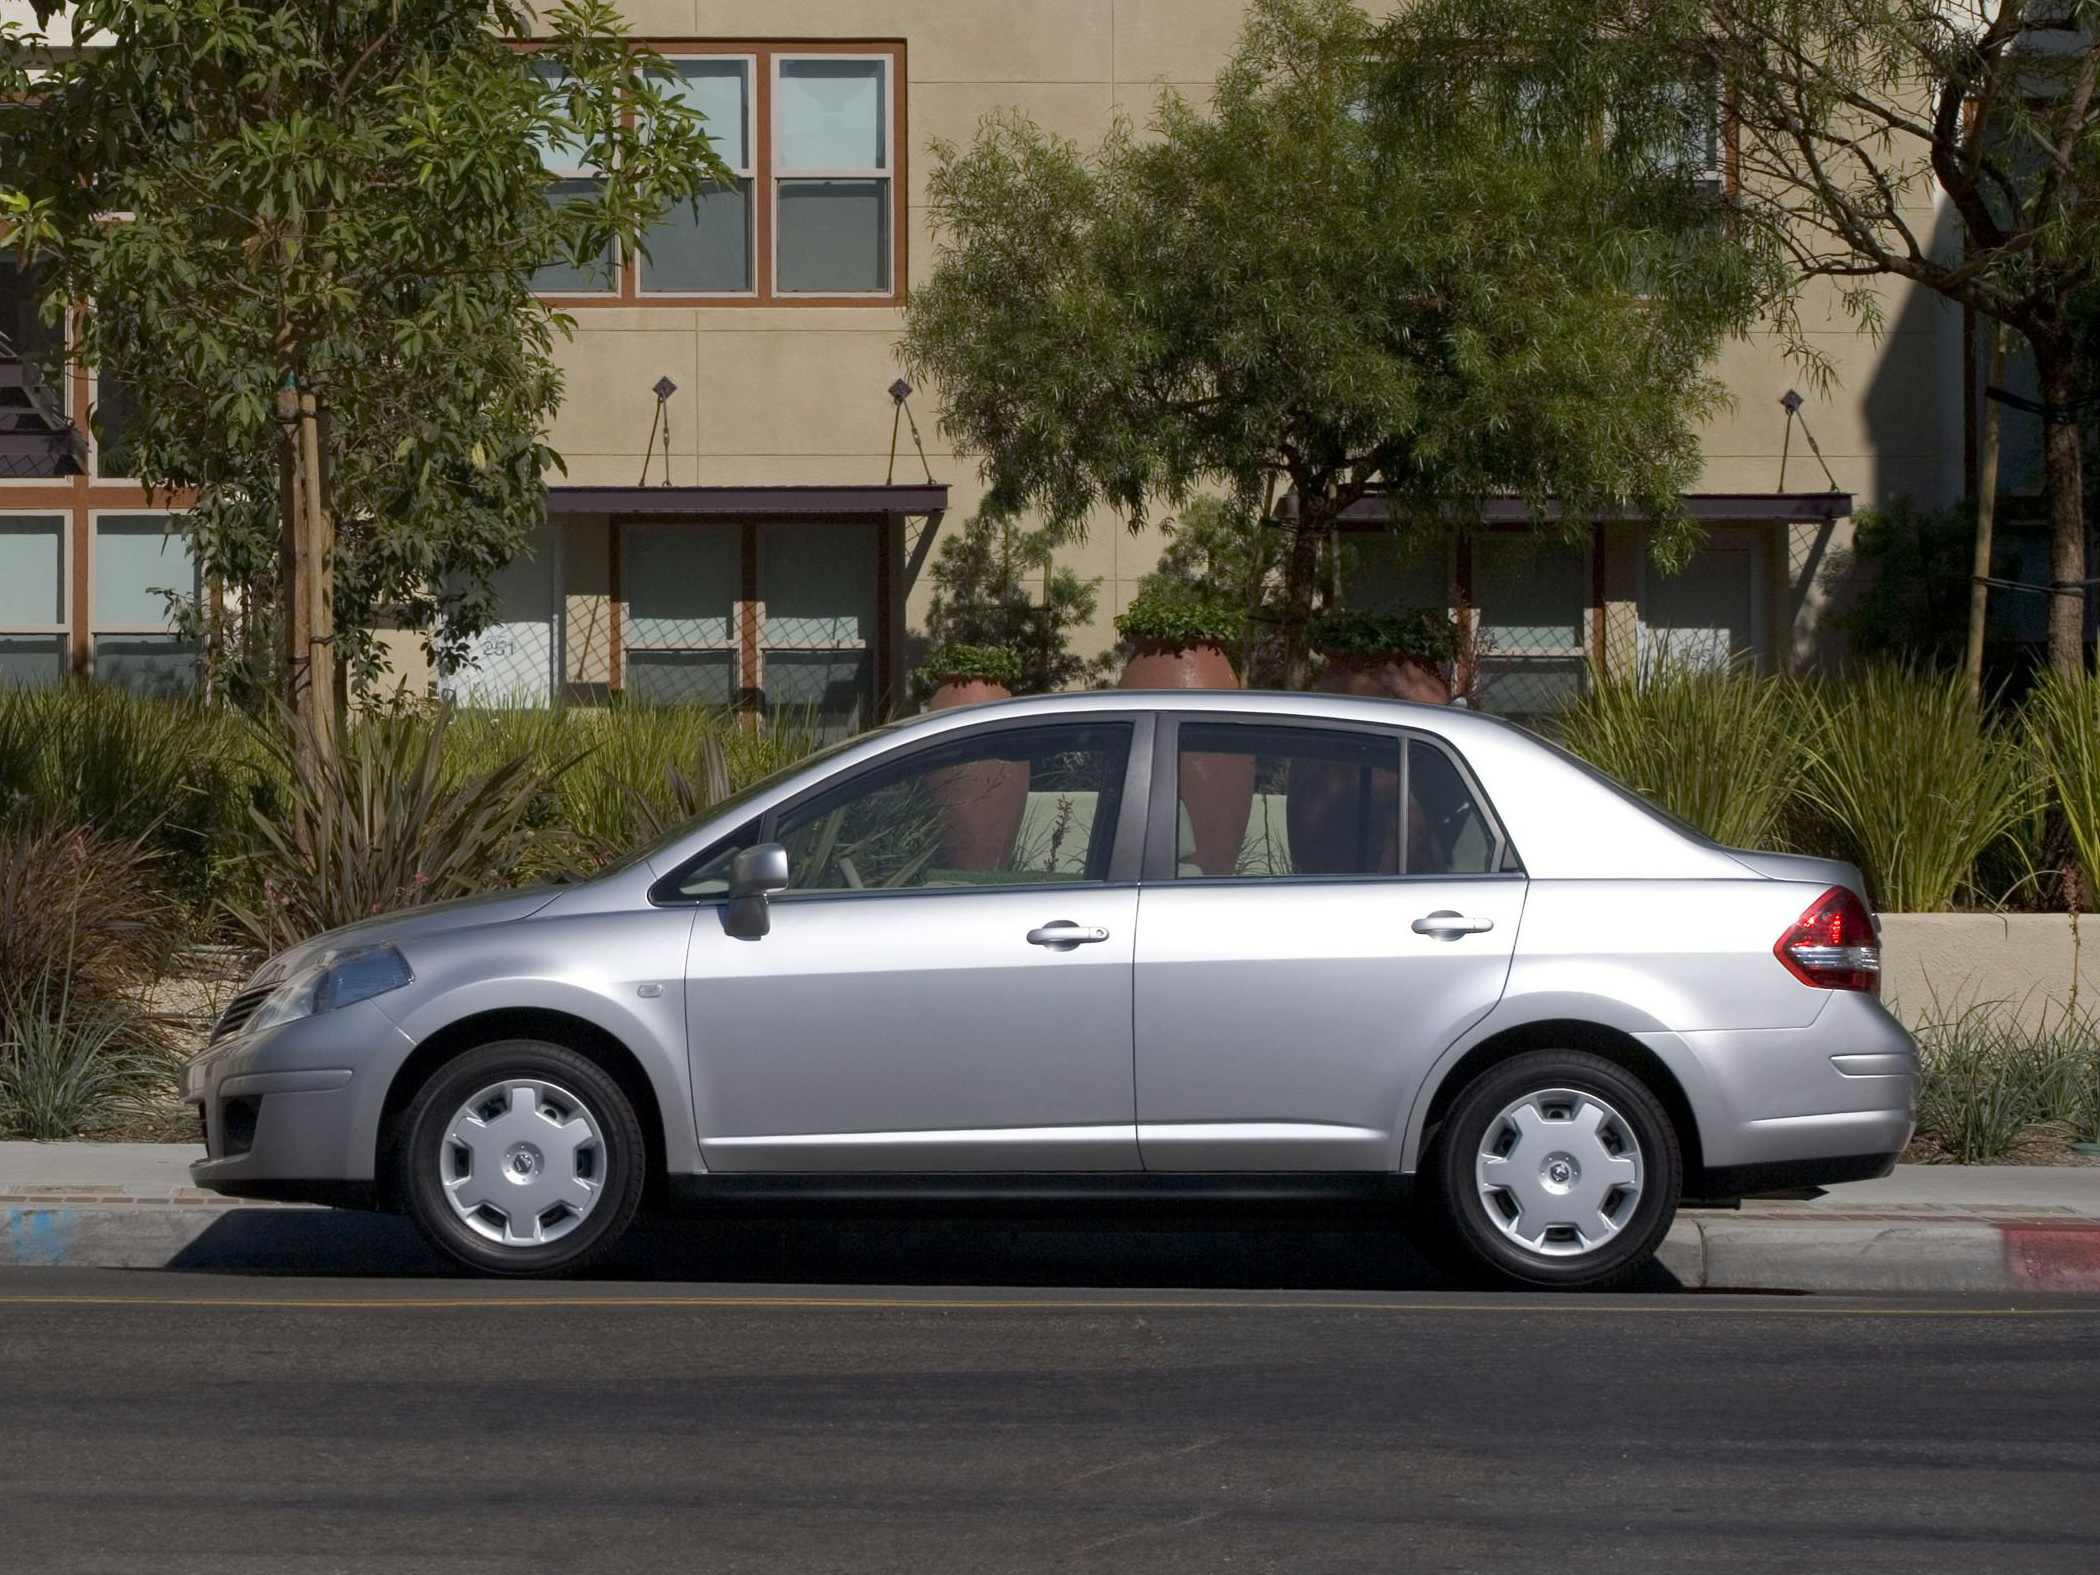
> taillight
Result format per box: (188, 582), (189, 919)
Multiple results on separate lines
(1774, 886), (1880, 994)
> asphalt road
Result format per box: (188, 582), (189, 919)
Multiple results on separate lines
(1, 1267), (2096, 1574)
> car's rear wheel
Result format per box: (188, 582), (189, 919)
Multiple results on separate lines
(399, 1040), (645, 1278)
(1419, 1050), (1681, 1291)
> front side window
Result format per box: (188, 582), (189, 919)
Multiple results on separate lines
(777, 722), (1130, 894)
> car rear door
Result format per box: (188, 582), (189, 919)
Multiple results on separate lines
(1133, 718), (1524, 1171)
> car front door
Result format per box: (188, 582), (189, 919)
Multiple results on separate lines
(677, 715), (1148, 1172)
(1133, 718), (1525, 1171)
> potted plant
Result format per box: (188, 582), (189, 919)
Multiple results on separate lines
(1309, 608), (1457, 704)
(916, 643), (1025, 712)
(1117, 587), (1251, 875)
(1115, 586), (1245, 691)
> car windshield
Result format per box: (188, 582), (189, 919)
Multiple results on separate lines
(590, 726), (895, 880)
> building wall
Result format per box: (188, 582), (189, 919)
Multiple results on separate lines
(530, 1), (1962, 684)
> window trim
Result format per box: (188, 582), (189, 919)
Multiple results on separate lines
(0, 510), (72, 686)
(768, 51), (896, 300)
(646, 711), (1154, 906)
(636, 52), (760, 299)
(89, 506), (198, 636)
(533, 39), (906, 310)
(1141, 713), (1519, 885)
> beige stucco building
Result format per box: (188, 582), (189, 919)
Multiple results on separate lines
(0, 2), (1988, 720)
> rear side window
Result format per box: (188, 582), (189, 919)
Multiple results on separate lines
(1168, 722), (1506, 880)
(1408, 739), (1498, 875)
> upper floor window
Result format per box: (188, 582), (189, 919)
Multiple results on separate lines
(545, 45), (901, 305)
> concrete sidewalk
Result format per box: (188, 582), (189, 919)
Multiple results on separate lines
(5, 1140), (2100, 1291)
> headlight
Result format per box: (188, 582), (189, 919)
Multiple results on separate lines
(245, 944), (415, 1035)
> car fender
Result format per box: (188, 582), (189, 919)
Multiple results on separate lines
(1395, 987), (1725, 1174)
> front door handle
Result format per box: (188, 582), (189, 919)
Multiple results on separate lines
(1412, 911), (1494, 940)
(1028, 921), (1111, 949)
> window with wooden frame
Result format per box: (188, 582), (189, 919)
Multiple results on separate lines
(615, 517), (883, 737)
(542, 42), (904, 306)
(0, 511), (69, 688)
(91, 509), (200, 695)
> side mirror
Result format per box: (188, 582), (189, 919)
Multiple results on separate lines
(722, 842), (790, 938)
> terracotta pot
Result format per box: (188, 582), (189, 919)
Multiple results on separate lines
(1315, 651), (1451, 705)
(1121, 639), (1252, 876)
(927, 752), (1030, 873)
(926, 677), (1012, 711)
(1119, 638), (1240, 692)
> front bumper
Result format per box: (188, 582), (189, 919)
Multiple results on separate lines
(184, 997), (415, 1201)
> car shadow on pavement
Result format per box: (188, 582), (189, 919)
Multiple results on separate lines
(163, 1206), (1685, 1291)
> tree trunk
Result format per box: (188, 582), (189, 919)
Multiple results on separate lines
(1279, 499), (1327, 691)
(2038, 347), (2088, 676)
(1965, 324), (2008, 703)
(278, 375), (336, 762)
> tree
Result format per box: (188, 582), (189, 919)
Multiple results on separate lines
(1388, 0), (2100, 673)
(0, 0), (729, 735)
(918, 515), (1112, 695)
(902, 0), (1764, 687)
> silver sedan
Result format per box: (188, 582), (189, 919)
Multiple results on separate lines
(184, 691), (1915, 1289)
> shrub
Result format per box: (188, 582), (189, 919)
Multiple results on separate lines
(1797, 666), (2034, 912)
(918, 514), (1108, 695)
(2023, 669), (2100, 902)
(1910, 1000), (2100, 1162)
(0, 685), (267, 910)
(914, 644), (1024, 691)
(1114, 583), (1244, 648)
(1309, 608), (1459, 662)
(0, 821), (183, 1017)
(1558, 661), (1802, 850)
(223, 706), (575, 954)
(0, 980), (177, 1141)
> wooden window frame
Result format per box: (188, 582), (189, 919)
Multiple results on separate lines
(537, 39), (907, 310)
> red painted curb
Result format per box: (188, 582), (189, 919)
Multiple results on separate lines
(2000, 1224), (2100, 1293)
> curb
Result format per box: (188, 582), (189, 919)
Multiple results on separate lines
(7, 1203), (2100, 1292)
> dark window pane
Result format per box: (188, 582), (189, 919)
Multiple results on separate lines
(776, 179), (889, 293)
(94, 635), (197, 697)
(1408, 740), (1496, 875)
(0, 257), (62, 363)
(534, 179), (617, 293)
(641, 179), (754, 292)
(777, 722), (1130, 893)
(625, 649), (737, 707)
(0, 635), (65, 689)
(93, 374), (144, 479)
(1176, 723), (1400, 879)
(762, 648), (871, 740)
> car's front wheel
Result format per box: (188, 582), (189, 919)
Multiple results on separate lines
(1420, 1049), (1681, 1291)
(399, 1040), (646, 1277)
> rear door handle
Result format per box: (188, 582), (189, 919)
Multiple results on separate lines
(1412, 911), (1494, 939)
(1028, 922), (1111, 948)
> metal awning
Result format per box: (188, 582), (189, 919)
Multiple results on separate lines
(549, 483), (948, 516)
(1336, 491), (1852, 527)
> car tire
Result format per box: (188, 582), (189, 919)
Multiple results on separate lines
(1418, 1050), (1682, 1292)
(398, 1040), (647, 1278)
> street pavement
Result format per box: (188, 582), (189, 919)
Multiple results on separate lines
(0, 1269), (2095, 1573)
(8, 1142), (2100, 1292)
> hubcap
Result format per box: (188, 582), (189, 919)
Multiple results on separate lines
(1474, 1088), (1643, 1258)
(439, 1079), (605, 1248)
